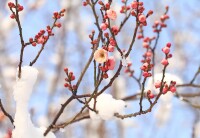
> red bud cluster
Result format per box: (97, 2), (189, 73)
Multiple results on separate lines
(161, 43), (172, 66)
(29, 10), (65, 47)
(147, 90), (154, 99)
(161, 81), (177, 94)
(152, 9), (169, 33)
(8, 2), (24, 19)
(64, 68), (77, 91)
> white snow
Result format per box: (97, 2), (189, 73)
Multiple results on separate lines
(154, 102), (172, 126)
(89, 93), (126, 120)
(121, 55), (131, 67)
(195, 121), (200, 138)
(12, 66), (56, 138)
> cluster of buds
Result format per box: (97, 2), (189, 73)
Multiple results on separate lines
(161, 43), (172, 66)
(130, 1), (153, 26)
(29, 26), (53, 46)
(103, 37), (117, 52)
(53, 9), (65, 19)
(64, 68), (77, 91)
(8, 2), (24, 19)
(139, 37), (155, 78)
(147, 90), (154, 99)
(142, 37), (155, 49)
(140, 58), (153, 78)
(98, 1), (120, 36)
(120, 5), (131, 14)
(29, 9), (65, 47)
(120, 0), (131, 14)
(155, 80), (177, 94)
(152, 6), (169, 33)
(29, 29), (48, 46)
(89, 30), (99, 46)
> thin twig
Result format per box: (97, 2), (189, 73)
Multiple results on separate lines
(0, 99), (14, 125)
(10, 0), (26, 78)
(115, 64), (168, 119)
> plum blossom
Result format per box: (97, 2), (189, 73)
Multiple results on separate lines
(94, 49), (108, 63)
(106, 9), (117, 20)
(37, 37), (45, 44)
(111, 25), (119, 35)
(138, 14), (146, 23)
(100, 23), (108, 31)
(161, 58), (168, 66)
(106, 56), (116, 70)
(108, 45), (115, 52)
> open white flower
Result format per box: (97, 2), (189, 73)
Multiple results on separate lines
(94, 49), (108, 63)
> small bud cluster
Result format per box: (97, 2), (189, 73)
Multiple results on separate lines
(64, 68), (77, 91)
(29, 9), (65, 47)
(120, 2), (130, 13)
(95, 1), (119, 36)
(161, 43), (172, 66)
(138, 6), (169, 39)
(53, 9), (65, 19)
(8, 2), (24, 19)
(139, 37), (155, 78)
(130, 1), (153, 26)
(152, 6), (169, 33)
(140, 58), (153, 78)
(88, 30), (98, 45)
(142, 37), (155, 48)
(154, 80), (177, 94)
(147, 90), (154, 99)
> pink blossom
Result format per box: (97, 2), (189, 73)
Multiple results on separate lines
(131, 1), (138, 9)
(106, 9), (117, 20)
(143, 42), (149, 48)
(100, 23), (108, 31)
(154, 81), (161, 88)
(161, 59), (168, 66)
(166, 42), (171, 48)
(107, 56), (116, 70)
(109, 37), (116, 46)
(145, 51), (152, 57)
(162, 46), (170, 54)
(111, 25), (119, 35)
(162, 87), (168, 94)
(170, 86), (176, 93)
(143, 72), (150, 78)
(148, 93), (154, 99)
(142, 62), (148, 68)
(154, 20), (160, 26)
(37, 37), (45, 44)
(139, 14), (146, 23)
(108, 45), (115, 52)
(94, 49), (108, 63)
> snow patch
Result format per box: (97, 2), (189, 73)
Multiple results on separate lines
(12, 66), (55, 138)
(89, 93), (126, 120)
